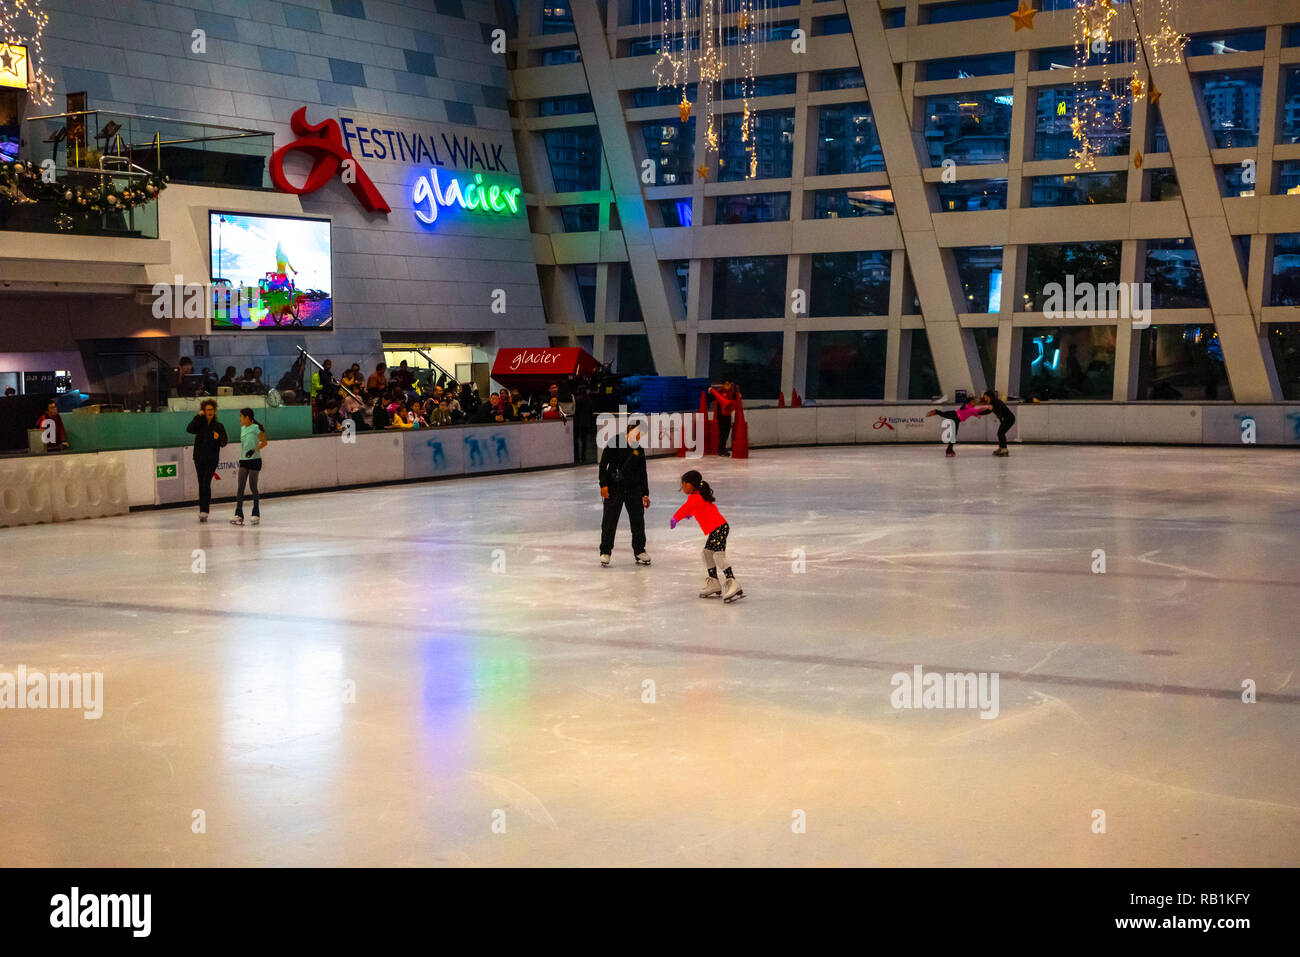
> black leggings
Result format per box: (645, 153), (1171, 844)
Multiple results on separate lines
(194, 457), (217, 513)
(934, 410), (960, 451)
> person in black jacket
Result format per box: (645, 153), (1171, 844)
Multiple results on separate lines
(598, 419), (651, 567)
(981, 390), (1017, 457)
(186, 398), (228, 522)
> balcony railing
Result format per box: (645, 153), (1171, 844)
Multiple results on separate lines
(24, 109), (273, 190)
(0, 163), (162, 238)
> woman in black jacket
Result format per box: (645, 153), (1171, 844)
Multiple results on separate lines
(186, 398), (228, 522)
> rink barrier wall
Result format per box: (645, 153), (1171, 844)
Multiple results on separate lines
(0, 421), (573, 525)
(0, 450), (140, 527)
(740, 404), (1300, 448)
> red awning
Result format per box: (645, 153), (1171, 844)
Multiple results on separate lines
(490, 347), (600, 389)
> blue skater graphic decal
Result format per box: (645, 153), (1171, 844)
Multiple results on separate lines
(465, 435), (484, 468)
(426, 438), (446, 470)
(492, 434), (509, 464)
(1286, 412), (1300, 443)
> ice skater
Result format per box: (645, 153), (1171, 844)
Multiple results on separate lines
(186, 398), (228, 523)
(231, 408), (268, 526)
(926, 394), (990, 457)
(598, 419), (652, 567)
(670, 469), (743, 602)
(981, 390), (1016, 456)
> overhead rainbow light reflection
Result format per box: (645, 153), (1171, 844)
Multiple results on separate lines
(411, 168), (523, 227)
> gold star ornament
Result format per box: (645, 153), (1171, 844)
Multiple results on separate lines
(1010, 1), (1037, 31)
(696, 164), (709, 181)
(1148, 84), (1162, 107)
(679, 96), (692, 123)
(1133, 151), (1143, 169)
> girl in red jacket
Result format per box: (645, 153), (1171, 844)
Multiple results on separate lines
(670, 469), (744, 602)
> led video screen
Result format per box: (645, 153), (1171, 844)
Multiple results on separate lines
(209, 210), (333, 330)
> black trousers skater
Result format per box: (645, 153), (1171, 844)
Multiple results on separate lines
(717, 414), (732, 454)
(194, 456), (217, 513)
(600, 492), (646, 555)
(996, 413), (1016, 449)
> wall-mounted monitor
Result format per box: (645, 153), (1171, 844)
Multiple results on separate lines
(209, 210), (333, 331)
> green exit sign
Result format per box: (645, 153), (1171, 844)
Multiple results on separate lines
(156, 464), (178, 479)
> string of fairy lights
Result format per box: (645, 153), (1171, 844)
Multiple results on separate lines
(652, 0), (771, 181)
(1033, 0), (1188, 171)
(0, 0), (53, 105)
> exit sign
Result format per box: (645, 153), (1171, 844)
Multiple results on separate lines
(156, 464), (178, 479)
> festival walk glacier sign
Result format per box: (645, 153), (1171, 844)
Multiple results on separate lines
(269, 108), (523, 227)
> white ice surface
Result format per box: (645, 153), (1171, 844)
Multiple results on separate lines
(0, 444), (1296, 865)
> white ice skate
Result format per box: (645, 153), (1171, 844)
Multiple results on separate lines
(699, 576), (722, 599)
(723, 578), (744, 603)
(199, 513), (208, 524)
(250, 516), (260, 525)
(635, 553), (652, 566)
(600, 553), (611, 567)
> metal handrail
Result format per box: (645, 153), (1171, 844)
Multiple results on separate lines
(412, 348), (458, 386)
(296, 346), (361, 404)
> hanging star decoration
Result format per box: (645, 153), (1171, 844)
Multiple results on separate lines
(1070, 115), (1084, 139)
(679, 95), (692, 123)
(1148, 84), (1161, 107)
(1133, 151), (1143, 169)
(1009, 1), (1037, 31)
(696, 163), (709, 181)
(0, 42), (27, 87)
(1130, 74), (1145, 98)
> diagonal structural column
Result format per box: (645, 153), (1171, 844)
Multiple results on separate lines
(1149, 60), (1279, 402)
(571, 0), (686, 376)
(844, 0), (985, 398)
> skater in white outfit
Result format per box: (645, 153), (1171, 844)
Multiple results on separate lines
(670, 469), (743, 602)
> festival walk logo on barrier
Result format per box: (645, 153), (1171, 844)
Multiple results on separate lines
(269, 107), (523, 228)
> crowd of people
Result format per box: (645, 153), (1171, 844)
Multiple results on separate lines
(299, 358), (578, 435)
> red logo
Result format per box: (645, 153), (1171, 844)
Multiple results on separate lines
(269, 107), (391, 214)
(873, 416), (894, 431)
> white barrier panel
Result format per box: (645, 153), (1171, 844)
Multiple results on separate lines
(122, 448), (157, 507)
(517, 421), (572, 469)
(0, 459), (55, 526)
(1122, 404), (1202, 444)
(776, 408), (818, 445)
(261, 433), (339, 494)
(49, 455), (130, 522)
(816, 407), (857, 444)
(337, 432), (404, 486)
(742, 409), (779, 447)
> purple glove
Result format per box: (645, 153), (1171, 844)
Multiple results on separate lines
(669, 518), (678, 530)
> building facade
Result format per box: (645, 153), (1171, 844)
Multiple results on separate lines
(513, 0), (1300, 404)
(2, 0), (1300, 409)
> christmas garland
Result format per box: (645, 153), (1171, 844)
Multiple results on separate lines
(0, 160), (169, 231)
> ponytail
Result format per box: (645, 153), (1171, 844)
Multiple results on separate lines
(682, 470), (715, 503)
(239, 407), (266, 434)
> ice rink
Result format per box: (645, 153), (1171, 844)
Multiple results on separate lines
(1, 444), (1297, 866)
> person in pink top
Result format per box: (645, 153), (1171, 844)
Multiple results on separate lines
(926, 395), (992, 457)
(670, 469), (744, 602)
